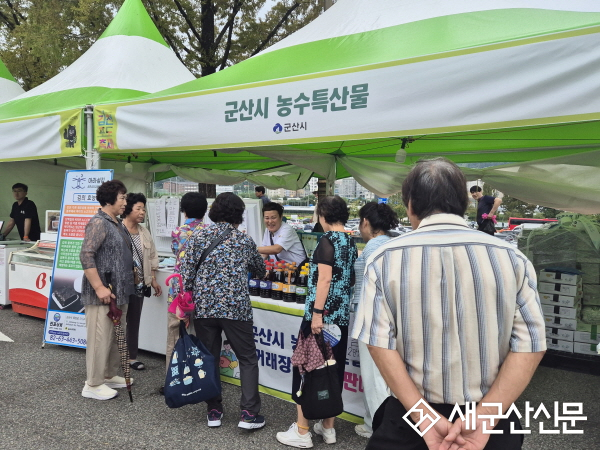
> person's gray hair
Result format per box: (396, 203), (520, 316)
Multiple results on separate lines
(402, 158), (468, 220)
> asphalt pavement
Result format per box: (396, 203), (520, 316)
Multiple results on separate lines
(0, 308), (599, 450)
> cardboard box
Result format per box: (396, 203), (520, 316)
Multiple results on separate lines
(541, 304), (578, 320)
(544, 315), (577, 331)
(538, 282), (581, 297)
(539, 270), (581, 286)
(545, 327), (574, 341)
(574, 324), (599, 345)
(572, 342), (599, 356)
(546, 338), (574, 353)
(539, 293), (578, 308)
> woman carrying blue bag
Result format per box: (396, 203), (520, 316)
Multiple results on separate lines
(179, 193), (267, 430)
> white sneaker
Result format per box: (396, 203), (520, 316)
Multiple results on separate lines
(313, 420), (336, 444)
(81, 382), (118, 400)
(104, 376), (134, 389)
(276, 423), (314, 448)
(354, 423), (373, 438)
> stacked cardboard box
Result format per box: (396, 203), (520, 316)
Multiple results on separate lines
(518, 219), (600, 356)
(573, 323), (600, 356)
(539, 270), (582, 353)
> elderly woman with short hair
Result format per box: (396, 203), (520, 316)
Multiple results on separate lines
(277, 195), (358, 448)
(79, 180), (135, 401)
(180, 193), (266, 430)
(121, 192), (161, 371)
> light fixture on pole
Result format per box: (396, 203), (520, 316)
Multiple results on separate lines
(125, 156), (133, 173)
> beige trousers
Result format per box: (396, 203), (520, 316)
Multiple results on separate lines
(85, 303), (128, 386)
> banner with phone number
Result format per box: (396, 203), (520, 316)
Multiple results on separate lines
(43, 170), (113, 348)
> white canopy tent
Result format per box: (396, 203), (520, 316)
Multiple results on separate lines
(92, 0), (600, 213)
(0, 59), (24, 104)
(0, 0), (195, 237)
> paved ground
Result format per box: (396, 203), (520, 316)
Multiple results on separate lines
(0, 308), (599, 450)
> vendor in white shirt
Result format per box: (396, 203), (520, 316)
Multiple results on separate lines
(257, 202), (306, 265)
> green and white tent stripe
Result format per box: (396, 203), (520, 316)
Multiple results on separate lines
(94, 0), (600, 212)
(0, 0), (194, 162)
(0, 59), (24, 104)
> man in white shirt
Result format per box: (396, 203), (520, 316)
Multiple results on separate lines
(257, 202), (306, 265)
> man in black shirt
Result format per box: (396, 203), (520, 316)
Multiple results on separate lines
(2, 183), (41, 241)
(470, 185), (502, 235)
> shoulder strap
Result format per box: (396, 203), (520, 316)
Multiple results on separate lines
(269, 232), (281, 261)
(195, 227), (233, 273)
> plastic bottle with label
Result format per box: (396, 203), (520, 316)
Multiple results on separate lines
(259, 262), (273, 298)
(248, 272), (260, 296)
(295, 269), (309, 304)
(283, 263), (296, 303)
(271, 267), (284, 300)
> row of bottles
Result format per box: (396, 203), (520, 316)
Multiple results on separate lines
(249, 260), (310, 304)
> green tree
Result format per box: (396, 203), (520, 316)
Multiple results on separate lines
(387, 192), (408, 223)
(537, 206), (561, 219)
(500, 195), (536, 218)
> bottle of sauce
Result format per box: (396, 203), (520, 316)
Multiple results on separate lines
(271, 267), (284, 300)
(295, 269), (309, 304)
(260, 262), (273, 298)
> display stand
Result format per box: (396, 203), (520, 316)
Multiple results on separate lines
(541, 349), (600, 376)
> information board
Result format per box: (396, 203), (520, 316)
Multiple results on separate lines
(43, 170), (113, 348)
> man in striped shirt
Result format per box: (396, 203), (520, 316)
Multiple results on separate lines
(352, 158), (546, 450)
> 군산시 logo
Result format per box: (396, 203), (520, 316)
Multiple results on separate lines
(54, 313), (61, 322)
(273, 123), (283, 134)
(403, 399), (441, 437)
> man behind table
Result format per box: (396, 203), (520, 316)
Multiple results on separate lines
(353, 158), (546, 450)
(257, 202), (306, 265)
(1, 183), (41, 241)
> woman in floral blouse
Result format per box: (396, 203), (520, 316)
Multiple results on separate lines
(277, 195), (357, 448)
(164, 192), (208, 371)
(180, 193), (266, 430)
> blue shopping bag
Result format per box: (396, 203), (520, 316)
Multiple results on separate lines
(164, 322), (221, 408)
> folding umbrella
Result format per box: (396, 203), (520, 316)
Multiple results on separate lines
(105, 272), (133, 403)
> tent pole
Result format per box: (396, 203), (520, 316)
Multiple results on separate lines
(84, 105), (100, 169)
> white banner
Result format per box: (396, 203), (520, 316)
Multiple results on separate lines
(43, 170), (113, 348)
(114, 32), (600, 152)
(221, 299), (366, 421)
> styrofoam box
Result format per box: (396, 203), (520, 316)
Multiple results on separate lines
(541, 304), (578, 320)
(539, 270), (582, 286)
(573, 331), (600, 344)
(538, 282), (581, 297)
(544, 315), (577, 331)
(573, 342), (599, 356)
(545, 327), (574, 341)
(539, 293), (578, 308)
(546, 338), (574, 353)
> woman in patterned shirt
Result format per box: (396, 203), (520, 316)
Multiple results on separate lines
(277, 195), (357, 448)
(180, 193), (266, 430)
(164, 192), (208, 374)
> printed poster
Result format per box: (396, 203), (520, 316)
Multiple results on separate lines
(43, 170), (113, 348)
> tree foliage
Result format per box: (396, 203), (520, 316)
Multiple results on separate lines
(0, 0), (324, 89)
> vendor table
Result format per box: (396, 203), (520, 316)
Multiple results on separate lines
(139, 269), (366, 423)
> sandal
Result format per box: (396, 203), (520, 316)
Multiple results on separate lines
(130, 361), (145, 370)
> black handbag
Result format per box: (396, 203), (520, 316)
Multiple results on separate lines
(479, 219), (496, 235)
(298, 332), (343, 420)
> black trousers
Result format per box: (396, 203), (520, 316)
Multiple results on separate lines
(193, 317), (261, 415)
(367, 397), (524, 450)
(126, 294), (144, 359)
